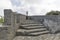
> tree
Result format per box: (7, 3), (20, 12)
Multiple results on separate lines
(46, 11), (60, 15)
(0, 17), (4, 23)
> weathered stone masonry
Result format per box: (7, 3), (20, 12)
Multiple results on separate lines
(0, 9), (60, 40)
(0, 9), (26, 40)
(29, 15), (60, 33)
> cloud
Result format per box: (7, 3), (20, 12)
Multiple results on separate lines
(1, 0), (60, 16)
(11, 0), (21, 6)
(10, 0), (60, 15)
(0, 0), (13, 9)
(0, 0), (13, 16)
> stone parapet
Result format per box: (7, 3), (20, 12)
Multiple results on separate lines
(0, 25), (10, 40)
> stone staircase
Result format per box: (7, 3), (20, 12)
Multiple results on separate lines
(16, 20), (50, 36)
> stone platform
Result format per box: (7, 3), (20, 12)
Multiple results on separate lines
(13, 33), (60, 40)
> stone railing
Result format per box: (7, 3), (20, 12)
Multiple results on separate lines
(29, 15), (60, 33)
(43, 18), (60, 33)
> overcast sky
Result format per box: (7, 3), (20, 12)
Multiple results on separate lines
(0, 0), (60, 16)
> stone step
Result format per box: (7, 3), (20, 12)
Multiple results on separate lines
(16, 30), (49, 36)
(20, 25), (45, 28)
(21, 20), (41, 25)
(28, 31), (50, 36)
(23, 20), (37, 22)
(22, 22), (37, 24)
(19, 26), (46, 30)
(25, 29), (47, 33)
(22, 22), (40, 24)
(17, 28), (47, 32)
(20, 24), (43, 27)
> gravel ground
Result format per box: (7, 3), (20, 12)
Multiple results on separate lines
(13, 33), (60, 40)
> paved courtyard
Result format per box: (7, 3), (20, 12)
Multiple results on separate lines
(13, 33), (60, 40)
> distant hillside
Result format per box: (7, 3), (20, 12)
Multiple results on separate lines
(46, 11), (60, 15)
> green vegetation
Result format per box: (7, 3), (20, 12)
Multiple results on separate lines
(46, 11), (60, 15)
(0, 17), (4, 24)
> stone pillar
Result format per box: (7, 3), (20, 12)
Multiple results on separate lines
(4, 9), (16, 40)
(4, 9), (12, 25)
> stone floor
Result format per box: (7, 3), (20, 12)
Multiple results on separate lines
(13, 33), (60, 40)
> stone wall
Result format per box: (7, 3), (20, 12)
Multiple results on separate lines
(2, 9), (60, 40)
(0, 24), (19, 40)
(16, 14), (26, 24)
(3, 9), (19, 40)
(0, 9), (26, 40)
(0, 25), (8, 40)
(30, 15), (60, 33)
(43, 16), (60, 33)
(29, 15), (59, 22)
(4, 9), (12, 25)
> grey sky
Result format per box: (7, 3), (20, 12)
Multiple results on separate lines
(0, 0), (60, 16)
